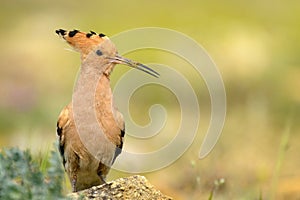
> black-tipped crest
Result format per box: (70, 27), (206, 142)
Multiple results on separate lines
(86, 33), (93, 38)
(56, 29), (66, 36)
(68, 29), (79, 37)
(86, 31), (97, 38)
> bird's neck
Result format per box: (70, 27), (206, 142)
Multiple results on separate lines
(95, 74), (113, 107)
(72, 67), (119, 160)
(72, 67), (118, 137)
(73, 67), (113, 110)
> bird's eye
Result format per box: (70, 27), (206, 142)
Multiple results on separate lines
(96, 49), (103, 56)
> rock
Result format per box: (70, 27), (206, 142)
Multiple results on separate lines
(68, 175), (172, 200)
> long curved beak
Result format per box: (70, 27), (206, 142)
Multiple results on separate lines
(109, 54), (160, 78)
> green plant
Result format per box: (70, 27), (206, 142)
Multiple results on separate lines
(208, 178), (225, 200)
(0, 146), (65, 200)
(270, 120), (292, 200)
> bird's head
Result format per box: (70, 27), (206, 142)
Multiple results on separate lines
(56, 29), (159, 77)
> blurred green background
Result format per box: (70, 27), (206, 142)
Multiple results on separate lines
(0, 0), (299, 199)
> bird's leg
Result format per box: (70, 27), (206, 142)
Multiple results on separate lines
(71, 174), (77, 192)
(97, 163), (108, 185)
(99, 174), (107, 184)
(97, 171), (107, 185)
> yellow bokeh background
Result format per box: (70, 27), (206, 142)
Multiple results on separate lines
(0, 0), (299, 199)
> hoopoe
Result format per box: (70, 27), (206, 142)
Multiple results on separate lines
(55, 29), (159, 192)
